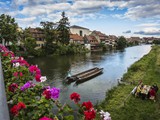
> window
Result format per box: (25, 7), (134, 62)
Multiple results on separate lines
(80, 30), (83, 36)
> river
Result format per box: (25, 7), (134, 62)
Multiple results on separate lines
(27, 45), (151, 105)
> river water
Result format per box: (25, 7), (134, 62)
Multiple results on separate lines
(27, 45), (151, 105)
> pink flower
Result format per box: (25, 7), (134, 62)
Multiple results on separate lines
(29, 65), (38, 73)
(36, 68), (41, 74)
(19, 72), (23, 77)
(13, 72), (18, 77)
(39, 116), (53, 120)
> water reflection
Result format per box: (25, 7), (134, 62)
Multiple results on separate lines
(27, 45), (151, 104)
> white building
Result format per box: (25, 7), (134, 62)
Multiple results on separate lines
(70, 25), (91, 37)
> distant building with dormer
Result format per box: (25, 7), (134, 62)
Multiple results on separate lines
(70, 25), (91, 37)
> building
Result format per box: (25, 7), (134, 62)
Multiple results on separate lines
(91, 31), (108, 44)
(70, 33), (84, 44)
(70, 25), (91, 37)
(127, 37), (141, 44)
(84, 35), (100, 51)
(28, 28), (45, 48)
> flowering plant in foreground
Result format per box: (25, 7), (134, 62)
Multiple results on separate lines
(0, 44), (111, 120)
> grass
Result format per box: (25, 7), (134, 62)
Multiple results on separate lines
(96, 45), (160, 120)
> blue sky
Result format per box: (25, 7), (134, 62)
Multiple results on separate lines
(0, 0), (160, 38)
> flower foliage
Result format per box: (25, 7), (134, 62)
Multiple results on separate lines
(0, 44), (111, 120)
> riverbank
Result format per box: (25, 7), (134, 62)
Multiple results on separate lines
(97, 45), (160, 120)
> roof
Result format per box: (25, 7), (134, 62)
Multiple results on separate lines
(92, 30), (107, 38)
(85, 35), (99, 44)
(70, 25), (89, 30)
(85, 35), (97, 41)
(70, 34), (84, 41)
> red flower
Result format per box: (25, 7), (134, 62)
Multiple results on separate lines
(10, 102), (26, 116)
(43, 89), (51, 99)
(82, 101), (93, 110)
(10, 105), (19, 116)
(17, 102), (26, 110)
(70, 92), (80, 103)
(35, 74), (41, 82)
(84, 108), (96, 120)
(8, 83), (18, 92)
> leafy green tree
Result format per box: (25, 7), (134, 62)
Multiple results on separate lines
(23, 37), (37, 55)
(116, 36), (127, 50)
(0, 14), (18, 45)
(40, 21), (57, 54)
(57, 11), (70, 44)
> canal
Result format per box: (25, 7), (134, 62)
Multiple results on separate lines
(27, 45), (151, 105)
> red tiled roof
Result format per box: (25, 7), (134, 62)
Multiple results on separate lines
(85, 35), (99, 44)
(70, 34), (84, 41)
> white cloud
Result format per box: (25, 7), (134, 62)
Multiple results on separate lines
(16, 17), (36, 22)
(134, 27), (160, 35)
(20, 3), (71, 16)
(136, 23), (160, 28)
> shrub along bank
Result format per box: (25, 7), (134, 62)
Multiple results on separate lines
(97, 45), (160, 120)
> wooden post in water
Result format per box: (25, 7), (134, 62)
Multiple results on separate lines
(0, 57), (10, 120)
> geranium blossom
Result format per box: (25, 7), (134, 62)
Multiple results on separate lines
(10, 105), (19, 116)
(13, 72), (18, 77)
(20, 81), (33, 91)
(39, 116), (53, 120)
(84, 108), (96, 120)
(70, 92), (80, 103)
(29, 65), (38, 73)
(8, 83), (18, 92)
(43, 87), (60, 100)
(50, 87), (60, 99)
(19, 72), (23, 77)
(11, 57), (29, 66)
(13, 62), (20, 67)
(82, 101), (93, 110)
(40, 76), (47, 82)
(36, 68), (41, 74)
(35, 74), (41, 82)
(99, 110), (111, 120)
(17, 102), (26, 109)
(10, 102), (26, 116)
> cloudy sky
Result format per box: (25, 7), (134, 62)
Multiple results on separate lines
(0, 0), (160, 38)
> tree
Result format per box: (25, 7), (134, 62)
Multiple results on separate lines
(40, 21), (57, 54)
(23, 37), (37, 55)
(57, 11), (70, 44)
(116, 36), (127, 50)
(0, 14), (18, 45)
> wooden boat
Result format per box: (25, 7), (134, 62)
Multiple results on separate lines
(65, 67), (103, 83)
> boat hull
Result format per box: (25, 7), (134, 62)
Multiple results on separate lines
(65, 67), (103, 84)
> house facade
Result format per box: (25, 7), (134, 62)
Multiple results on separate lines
(70, 25), (91, 37)
(70, 34), (84, 44)
(28, 28), (45, 48)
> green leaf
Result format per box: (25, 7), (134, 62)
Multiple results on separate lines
(64, 115), (74, 120)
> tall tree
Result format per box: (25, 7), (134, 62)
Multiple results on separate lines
(40, 21), (57, 54)
(57, 11), (70, 44)
(0, 14), (18, 45)
(116, 36), (127, 50)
